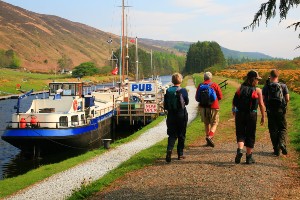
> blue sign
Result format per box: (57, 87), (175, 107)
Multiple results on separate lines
(129, 83), (156, 93)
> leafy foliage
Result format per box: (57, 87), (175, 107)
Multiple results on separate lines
(184, 41), (225, 74)
(72, 62), (99, 78)
(244, 0), (300, 48)
(57, 54), (74, 72)
(114, 46), (185, 77)
(0, 49), (21, 69)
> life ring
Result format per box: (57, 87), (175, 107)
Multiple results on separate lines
(73, 100), (78, 111)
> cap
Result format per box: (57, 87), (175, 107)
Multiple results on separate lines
(247, 70), (262, 80)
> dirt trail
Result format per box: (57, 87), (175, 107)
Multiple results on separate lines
(89, 79), (300, 200)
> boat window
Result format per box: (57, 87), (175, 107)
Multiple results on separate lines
(59, 116), (68, 127)
(81, 114), (85, 123)
(71, 115), (79, 126)
(50, 84), (63, 96)
(63, 84), (76, 96)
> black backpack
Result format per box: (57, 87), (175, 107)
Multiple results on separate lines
(233, 85), (256, 112)
(267, 82), (285, 109)
(164, 87), (185, 111)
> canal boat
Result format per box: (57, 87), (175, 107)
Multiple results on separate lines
(1, 82), (118, 156)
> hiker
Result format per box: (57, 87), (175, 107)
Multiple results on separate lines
(164, 73), (189, 163)
(262, 69), (289, 156)
(195, 72), (222, 147)
(232, 70), (265, 164)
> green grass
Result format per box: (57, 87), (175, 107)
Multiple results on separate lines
(0, 68), (118, 96)
(288, 92), (300, 164)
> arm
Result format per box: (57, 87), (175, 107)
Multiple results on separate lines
(232, 87), (240, 116)
(214, 83), (223, 100)
(285, 94), (290, 104)
(181, 88), (189, 105)
(257, 88), (266, 125)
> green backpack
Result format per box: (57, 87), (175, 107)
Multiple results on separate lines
(165, 87), (185, 111)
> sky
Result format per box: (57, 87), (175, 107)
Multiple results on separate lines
(2, 0), (300, 59)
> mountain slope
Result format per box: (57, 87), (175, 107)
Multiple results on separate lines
(0, 1), (274, 73)
(0, 1), (121, 72)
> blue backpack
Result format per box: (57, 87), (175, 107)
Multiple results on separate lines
(196, 83), (217, 107)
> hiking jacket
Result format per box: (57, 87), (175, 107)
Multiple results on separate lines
(196, 80), (222, 109)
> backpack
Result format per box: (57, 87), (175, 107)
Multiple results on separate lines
(165, 87), (185, 111)
(233, 85), (257, 112)
(196, 83), (217, 107)
(267, 82), (285, 109)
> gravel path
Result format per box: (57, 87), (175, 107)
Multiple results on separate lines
(4, 82), (198, 200)
(89, 80), (300, 200)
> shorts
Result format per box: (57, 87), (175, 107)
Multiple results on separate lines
(199, 107), (219, 126)
(235, 111), (257, 148)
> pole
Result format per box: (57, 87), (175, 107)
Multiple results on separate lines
(121, 0), (125, 82)
(126, 14), (129, 78)
(135, 36), (138, 81)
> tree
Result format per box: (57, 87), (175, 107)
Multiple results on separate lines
(185, 41), (225, 74)
(72, 62), (99, 78)
(244, 0), (300, 48)
(57, 54), (73, 72)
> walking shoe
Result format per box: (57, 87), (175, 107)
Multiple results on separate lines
(273, 149), (280, 157)
(280, 144), (288, 155)
(178, 155), (186, 160)
(166, 150), (172, 163)
(206, 137), (215, 147)
(235, 148), (243, 164)
(246, 154), (255, 164)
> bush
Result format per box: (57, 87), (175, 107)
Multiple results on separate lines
(72, 62), (99, 78)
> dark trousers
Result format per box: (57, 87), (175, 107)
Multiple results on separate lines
(267, 111), (287, 150)
(166, 110), (188, 156)
(235, 111), (257, 148)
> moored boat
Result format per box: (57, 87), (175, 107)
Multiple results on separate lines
(1, 82), (115, 156)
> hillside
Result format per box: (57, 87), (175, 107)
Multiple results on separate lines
(140, 38), (274, 60)
(0, 1), (275, 73)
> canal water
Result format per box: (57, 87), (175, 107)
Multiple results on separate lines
(0, 75), (172, 180)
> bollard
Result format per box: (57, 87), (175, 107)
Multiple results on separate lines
(102, 139), (112, 149)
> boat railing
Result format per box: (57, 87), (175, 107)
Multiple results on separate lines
(114, 101), (163, 125)
(7, 119), (88, 129)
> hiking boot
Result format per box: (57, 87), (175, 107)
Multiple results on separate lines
(280, 144), (288, 155)
(178, 155), (186, 160)
(235, 148), (243, 164)
(273, 149), (280, 156)
(246, 153), (255, 164)
(206, 137), (215, 147)
(166, 150), (172, 163)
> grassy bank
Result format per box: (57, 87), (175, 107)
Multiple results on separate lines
(0, 68), (118, 96)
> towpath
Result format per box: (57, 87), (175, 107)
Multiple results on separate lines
(89, 79), (300, 200)
(5, 80), (199, 200)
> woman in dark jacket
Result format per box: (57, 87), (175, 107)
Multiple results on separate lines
(164, 73), (189, 163)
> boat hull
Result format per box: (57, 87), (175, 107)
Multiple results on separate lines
(1, 113), (113, 155)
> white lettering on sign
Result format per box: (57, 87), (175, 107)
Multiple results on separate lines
(144, 104), (157, 113)
(129, 83), (156, 93)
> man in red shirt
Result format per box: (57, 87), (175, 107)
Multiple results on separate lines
(196, 72), (223, 147)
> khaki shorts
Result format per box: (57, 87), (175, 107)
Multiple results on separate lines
(199, 107), (219, 126)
